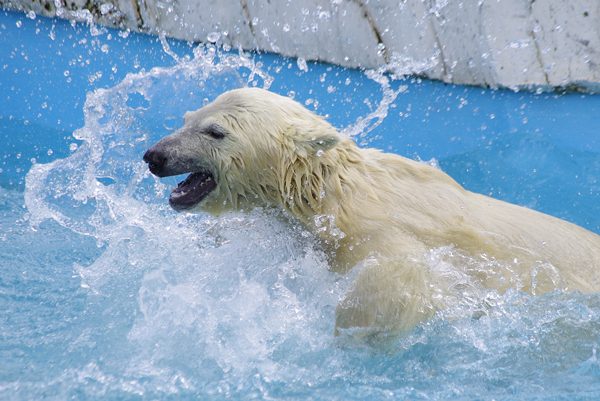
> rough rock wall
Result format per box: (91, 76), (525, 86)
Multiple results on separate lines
(3, 0), (599, 91)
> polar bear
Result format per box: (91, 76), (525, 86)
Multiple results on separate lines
(144, 88), (600, 335)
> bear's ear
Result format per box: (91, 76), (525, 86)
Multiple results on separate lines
(294, 134), (339, 155)
(184, 109), (205, 125)
(183, 111), (195, 125)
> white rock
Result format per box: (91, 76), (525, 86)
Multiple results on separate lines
(242, 0), (385, 68)
(6, 0), (600, 91)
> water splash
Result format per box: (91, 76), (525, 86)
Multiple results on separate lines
(343, 52), (437, 142)
(12, 36), (600, 399)
(25, 44), (272, 236)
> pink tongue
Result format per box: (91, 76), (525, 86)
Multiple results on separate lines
(169, 171), (216, 210)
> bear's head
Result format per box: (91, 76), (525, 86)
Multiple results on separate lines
(144, 88), (351, 218)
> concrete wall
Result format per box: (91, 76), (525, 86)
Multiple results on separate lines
(3, 0), (599, 91)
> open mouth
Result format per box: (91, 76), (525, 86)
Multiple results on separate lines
(169, 170), (217, 211)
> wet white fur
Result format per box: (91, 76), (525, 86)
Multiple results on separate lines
(164, 88), (600, 335)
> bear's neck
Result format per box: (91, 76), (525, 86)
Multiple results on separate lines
(275, 141), (404, 271)
(279, 144), (467, 272)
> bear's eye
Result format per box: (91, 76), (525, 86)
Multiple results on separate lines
(204, 125), (226, 140)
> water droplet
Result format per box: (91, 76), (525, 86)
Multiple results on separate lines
(26, 11), (36, 20)
(297, 58), (308, 72)
(207, 32), (220, 43)
(69, 143), (78, 152)
(100, 3), (114, 15)
(47, 149), (53, 156)
(15, 20), (22, 28)
(283, 24), (290, 32)
(318, 10), (331, 20)
(88, 71), (103, 83)
(316, 150), (324, 157)
(163, 116), (178, 130)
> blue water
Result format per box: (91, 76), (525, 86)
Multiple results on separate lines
(2, 10), (600, 400)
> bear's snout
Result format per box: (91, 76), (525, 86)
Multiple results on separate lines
(144, 139), (206, 178)
(143, 148), (167, 177)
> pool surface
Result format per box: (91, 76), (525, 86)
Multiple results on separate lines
(2, 10), (600, 400)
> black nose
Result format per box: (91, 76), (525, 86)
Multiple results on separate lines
(143, 148), (167, 176)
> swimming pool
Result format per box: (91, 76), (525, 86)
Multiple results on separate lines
(2, 10), (600, 400)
